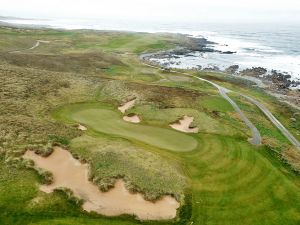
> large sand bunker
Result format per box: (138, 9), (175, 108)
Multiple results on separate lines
(118, 99), (136, 113)
(170, 116), (199, 133)
(23, 147), (179, 220)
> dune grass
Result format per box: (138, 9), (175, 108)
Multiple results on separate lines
(70, 135), (187, 201)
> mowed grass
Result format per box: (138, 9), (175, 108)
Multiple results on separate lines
(54, 103), (198, 152)
(184, 134), (300, 225)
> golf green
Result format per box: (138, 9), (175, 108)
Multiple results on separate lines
(67, 106), (198, 152)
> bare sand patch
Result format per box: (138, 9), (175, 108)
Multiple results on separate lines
(170, 116), (199, 133)
(23, 147), (179, 220)
(118, 99), (136, 113)
(123, 114), (141, 123)
(78, 124), (87, 131)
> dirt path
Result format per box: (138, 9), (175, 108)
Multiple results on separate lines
(9, 40), (50, 53)
(23, 147), (179, 220)
(142, 62), (261, 146)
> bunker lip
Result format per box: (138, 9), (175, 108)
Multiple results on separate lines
(118, 99), (136, 114)
(23, 147), (179, 220)
(123, 113), (141, 123)
(170, 116), (199, 133)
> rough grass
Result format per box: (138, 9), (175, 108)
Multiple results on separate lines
(200, 70), (300, 142)
(229, 93), (290, 145)
(282, 147), (300, 173)
(0, 52), (124, 74)
(71, 135), (187, 201)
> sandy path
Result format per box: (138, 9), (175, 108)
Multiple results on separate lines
(170, 116), (199, 133)
(123, 114), (141, 123)
(118, 99), (136, 114)
(23, 147), (179, 220)
(9, 40), (50, 53)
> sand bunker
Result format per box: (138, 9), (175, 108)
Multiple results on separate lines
(123, 114), (141, 123)
(118, 99), (136, 113)
(170, 116), (199, 133)
(78, 124), (87, 131)
(118, 99), (141, 123)
(23, 147), (179, 220)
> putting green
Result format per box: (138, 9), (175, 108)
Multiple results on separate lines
(58, 104), (198, 152)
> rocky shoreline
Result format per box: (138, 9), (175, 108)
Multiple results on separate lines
(141, 36), (300, 109)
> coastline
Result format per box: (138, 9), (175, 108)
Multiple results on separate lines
(1, 19), (299, 109)
(140, 36), (300, 109)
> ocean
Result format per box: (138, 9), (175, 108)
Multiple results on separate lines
(1, 17), (300, 83)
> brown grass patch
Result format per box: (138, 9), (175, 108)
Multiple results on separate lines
(282, 147), (300, 173)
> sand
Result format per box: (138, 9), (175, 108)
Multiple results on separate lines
(118, 99), (141, 123)
(78, 124), (87, 131)
(123, 114), (141, 123)
(23, 147), (179, 220)
(118, 99), (136, 113)
(170, 116), (199, 133)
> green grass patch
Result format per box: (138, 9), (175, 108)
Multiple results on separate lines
(54, 103), (198, 152)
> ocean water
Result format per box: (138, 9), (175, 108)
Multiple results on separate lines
(1, 18), (300, 83)
(148, 23), (300, 85)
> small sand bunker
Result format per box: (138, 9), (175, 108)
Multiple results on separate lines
(123, 114), (141, 123)
(23, 147), (179, 220)
(118, 99), (141, 123)
(118, 99), (136, 113)
(78, 124), (87, 131)
(170, 116), (199, 133)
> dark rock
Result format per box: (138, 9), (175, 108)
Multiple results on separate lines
(240, 67), (267, 77)
(171, 48), (191, 55)
(220, 51), (236, 54)
(196, 65), (202, 70)
(267, 70), (293, 89)
(225, 65), (239, 74)
(203, 65), (220, 71)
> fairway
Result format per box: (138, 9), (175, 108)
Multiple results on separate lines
(60, 104), (198, 152)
